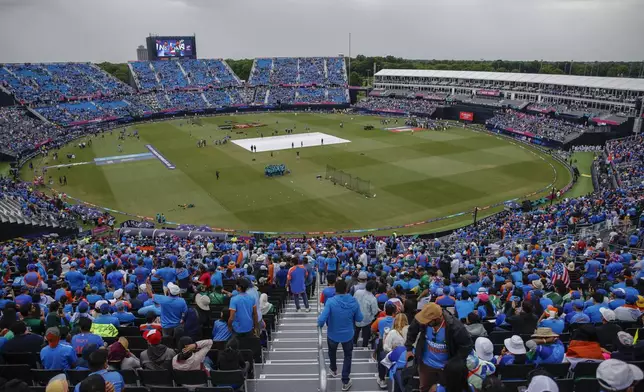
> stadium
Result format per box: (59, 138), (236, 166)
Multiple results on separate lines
(0, 19), (644, 392)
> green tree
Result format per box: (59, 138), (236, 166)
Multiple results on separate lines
(226, 59), (254, 81)
(97, 62), (130, 84)
(349, 71), (363, 86)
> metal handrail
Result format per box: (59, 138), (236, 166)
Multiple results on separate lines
(316, 269), (327, 392)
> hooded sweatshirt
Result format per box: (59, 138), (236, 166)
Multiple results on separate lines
(140, 345), (176, 370)
(318, 294), (363, 342)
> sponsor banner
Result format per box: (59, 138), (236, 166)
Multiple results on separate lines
(145, 144), (175, 170)
(477, 89), (500, 97)
(91, 226), (111, 235)
(459, 112), (474, 121)
(94, 152), (155, 166)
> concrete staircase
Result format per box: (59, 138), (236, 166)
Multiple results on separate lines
(246, 287), (379, 392)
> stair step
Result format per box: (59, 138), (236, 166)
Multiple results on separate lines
(261, 362), (377, 375)
(266, 349), (373, 361)
(246, 377), (387, 392)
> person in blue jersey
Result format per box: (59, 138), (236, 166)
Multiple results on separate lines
(583, 256), (602, 283)
(228, 278), (258, 337)
(74, 349), (125, 392)
(405, 302), (473, 392)
(40, 327), (77, 370)
(65, 262), (86, 292)
(320, 273), (337, 304)
(113, 301), (136, 326)
(317, 251), (328, 284)
(318, 279), (363, 392)
(525, 327), (565, 365)
(568, 299), (591, 325)
(94, 303), (120, 328)
(276, 261), (288, 287)
(133, 260), (150, 286)
(85, 264), (105, 293)
(288, 258), (310, 312)
(584, 291), (608, 323)
(537, 307), (565, 335)
(145, 281), (187, 337)
(210, 265), (223, 288)
(609, 288), (627, 310)
(106, 265), (125, 291)
(212, 308), (233, 342)
(154, 260), (177, 289)
(71, 317), (105, 356)
(435, 287), (456, 307)
(495, 335), (527, 366)
(325, 252), (338, 276)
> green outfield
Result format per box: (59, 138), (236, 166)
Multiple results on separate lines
(20, 113), (572, 234)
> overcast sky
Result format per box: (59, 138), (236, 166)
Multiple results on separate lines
(1, 0), (643, 63)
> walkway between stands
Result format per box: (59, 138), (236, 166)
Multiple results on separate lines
(247, 293), (379, 392)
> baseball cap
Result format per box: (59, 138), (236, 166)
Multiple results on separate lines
(612, 288), (626, 298)
(78, 301), (89, 313)
(573, 299), (585, 309)
(526, 375), (559, 392)
(143, 329), (162, 345)
(625, 294), (638, 304)
(70, 261), (77, 268)
(415, 303), (442, 325)
(571, 291), (581, 300)
(358, 271), (367, 280)
(596, 359), (643, 391)
(167, 282), (180, 296)
(599, 307), (616, 322)
(113, 289), (124, 299)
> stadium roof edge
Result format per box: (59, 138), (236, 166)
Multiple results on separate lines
(374, 69), (644, 92)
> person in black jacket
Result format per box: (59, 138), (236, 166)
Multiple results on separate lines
(405, 302), (473, 392)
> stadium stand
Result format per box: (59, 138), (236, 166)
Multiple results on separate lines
(355, 96), (439, 115)
(486, 109), (591, 142)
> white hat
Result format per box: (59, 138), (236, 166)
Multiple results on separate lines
(94, 300), (108, 310)
(195, 293), (210, 311)
(167, 282), (180, 296)
(503, 335), (526, 355)
(566, 262), (575, 272)
(526, 375), (559, 392)
(599, 307), (616, 322)
(474, 337), (494, 362)
(139, 284), (147, 293)
(113, 289), (124, 299)
(257, 255), (266, 262)
(597, 359), (643, 391)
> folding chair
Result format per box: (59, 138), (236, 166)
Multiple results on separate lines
(173, 370), (209, 387)
(31, 369), (63, 386)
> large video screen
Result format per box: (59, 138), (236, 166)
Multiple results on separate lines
(155, 38), (194, 58)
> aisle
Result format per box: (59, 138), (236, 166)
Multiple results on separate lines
(246, 295), (381, 392)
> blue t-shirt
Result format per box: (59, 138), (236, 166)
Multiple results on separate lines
(74, 369), (124, 392)
(538, 319), (565, 334)
(422, 325), (449, 369)
(229, 293), (256, 333)
(584, 303), (607, 323)
(156, 267), (177, 286)
(94, 314), (120, 328)
(322, 287), (336, 304)
(210, 271), (223, 287)
(41, 343), (77, 370)
(133, 267), (150, 285)
(569, 312), (590, 324)
(114, 311), (136, 325)
(584, 260), (602, 279)
(288, 266), (307, 294)
(378, 316), (394, 337)
(106, 271), (124, 290)
(71, 333), (105, 356)
(66, 271), (86, 291)
(154, 295), (187, 328)
(325, 257), (337, 272)
(212, 320), (232, 341)
(455, 300), (475, 319)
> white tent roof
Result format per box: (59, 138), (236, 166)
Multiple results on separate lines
(374, 69), (644, 92)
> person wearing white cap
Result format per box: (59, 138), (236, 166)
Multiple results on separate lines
(596, 307), (622, 349)
(496, 335), (527, 365)
(596, 359), (643, 392)
(474, 337), (494, 362)
(144, 281), (187, 337)
(525, 375), (559, 392)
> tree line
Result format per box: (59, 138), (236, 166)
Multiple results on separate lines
(98, 57), (644, 87)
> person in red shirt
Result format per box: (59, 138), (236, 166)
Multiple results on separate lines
(197, 265), (211, 288)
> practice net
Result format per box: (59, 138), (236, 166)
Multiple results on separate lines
(326, 165), (373, 197)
